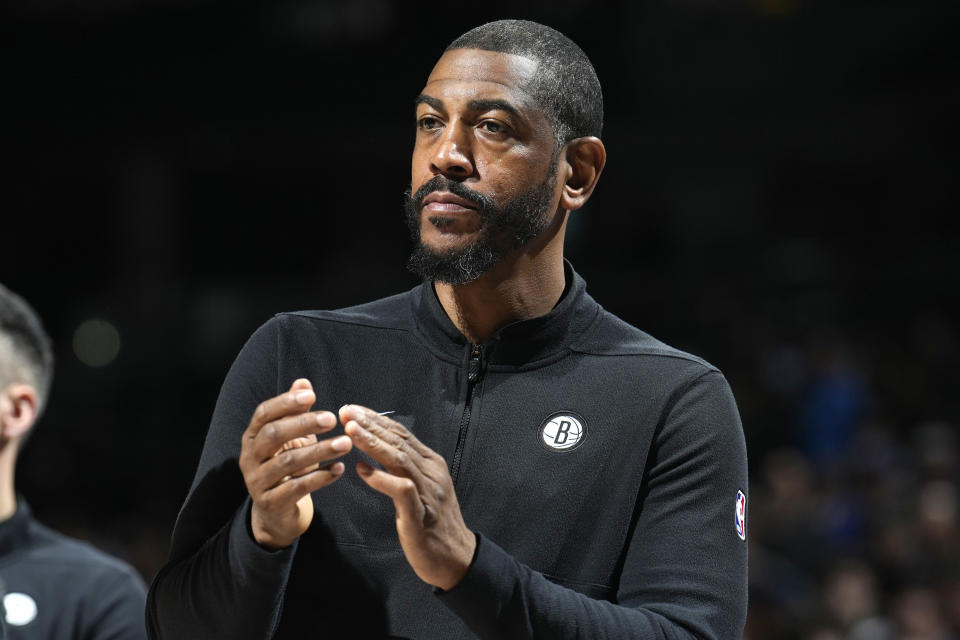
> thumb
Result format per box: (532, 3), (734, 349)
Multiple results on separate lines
(357, 461), (425, 523)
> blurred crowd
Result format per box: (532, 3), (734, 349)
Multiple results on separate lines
(745, 310), (959, 639)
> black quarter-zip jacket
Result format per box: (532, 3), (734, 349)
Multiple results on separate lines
(146, 263), (748, 639)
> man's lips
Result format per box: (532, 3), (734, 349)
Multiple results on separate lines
(422, 192), (478, 213)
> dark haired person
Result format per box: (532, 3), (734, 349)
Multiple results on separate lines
(0, 284), (148, 639)
(147, 20), (748, 639)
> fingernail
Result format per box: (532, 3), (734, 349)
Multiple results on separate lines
(295, 391), (314, 404)
(357, 462), (372, 476)
(330, 436), (351, 452)
(316, 412), (335, 427)
(330, 462), (345, 475)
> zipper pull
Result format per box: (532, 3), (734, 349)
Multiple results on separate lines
(468, 344), (484, 384)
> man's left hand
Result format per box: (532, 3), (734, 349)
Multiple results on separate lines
(339, 405), (476, 591)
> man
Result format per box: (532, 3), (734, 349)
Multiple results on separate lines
(147, 20), (748, 639)
(0, 284), (148, 639)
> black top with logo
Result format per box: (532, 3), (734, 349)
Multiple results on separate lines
(0, 500), (147, 639)
(148, 261), (749, 640)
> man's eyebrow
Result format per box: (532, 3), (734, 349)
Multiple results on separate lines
(413, 94), (523, 121)
(414, 94), (444, 111)
(466, 99), (522, 119)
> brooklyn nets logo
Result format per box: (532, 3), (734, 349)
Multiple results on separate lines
(539, 412), (586, 452)
(4, 592), (38, 626)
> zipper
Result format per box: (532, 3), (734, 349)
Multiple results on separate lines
(450, 343), (484, 486)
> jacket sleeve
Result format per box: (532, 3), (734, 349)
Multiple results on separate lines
(145, 319), (297, 640)
(437, 370), (749, 640)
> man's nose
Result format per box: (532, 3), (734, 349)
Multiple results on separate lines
(430, 123), (474, 178)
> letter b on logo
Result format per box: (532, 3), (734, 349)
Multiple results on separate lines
(539, 413), (585, 451)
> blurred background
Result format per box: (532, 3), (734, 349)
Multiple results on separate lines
(3, 0), (957, 637)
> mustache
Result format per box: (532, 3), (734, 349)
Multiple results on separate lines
(407, 176), (496, 215)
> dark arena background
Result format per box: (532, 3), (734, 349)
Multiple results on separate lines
(4, 1), (957, 638)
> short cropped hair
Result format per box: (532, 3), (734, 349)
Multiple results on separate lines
(0, 283), (54, 413)
(446, 19), (603, 150)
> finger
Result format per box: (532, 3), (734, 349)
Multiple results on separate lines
(245, 382), (316, 439)
(289, 378), (312, 392)
(251, 410), (337, 461)
(340, 404), (436, 460)
(277, 435), (319, 454)
(355, 411), (452, 487)
(344, 419), (429, 486)
(258, 461), (346, 510)
(275, 436), (323, 476)
(254, 436), (353, 492)
(356, 460), (425, 522)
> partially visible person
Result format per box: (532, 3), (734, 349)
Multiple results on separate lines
(0, 283), (147, 639)
(0, 577), (8, 639)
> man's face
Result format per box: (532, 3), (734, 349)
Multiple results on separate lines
(406, 48), (562, 284)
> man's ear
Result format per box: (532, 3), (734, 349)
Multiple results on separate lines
(559, 136), (606, 212)
(0, 384), (39, 441)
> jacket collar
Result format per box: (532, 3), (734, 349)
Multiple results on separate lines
(0, 498), (33, 558)
(411, 260), (601, 367)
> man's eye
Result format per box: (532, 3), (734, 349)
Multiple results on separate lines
(419, 117), (441, 131)
(481, 121), (506, 134)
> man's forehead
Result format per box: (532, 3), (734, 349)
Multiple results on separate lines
(423, 49), (540, 97)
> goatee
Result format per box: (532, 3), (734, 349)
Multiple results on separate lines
(404, 162), (558, 285)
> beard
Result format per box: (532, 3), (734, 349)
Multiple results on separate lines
(404, 161), (558, 285)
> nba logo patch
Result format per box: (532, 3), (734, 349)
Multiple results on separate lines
(735, 490), (747, 540)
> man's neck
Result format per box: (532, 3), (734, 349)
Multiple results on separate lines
(0, 444), (17, 521)
(434, 246), (567, 344)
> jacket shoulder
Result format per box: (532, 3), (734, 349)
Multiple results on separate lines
(25, 520), (145, 585)
(273, 288), (417, 332)
(573, 308), (719, 374)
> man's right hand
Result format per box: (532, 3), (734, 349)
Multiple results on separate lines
(239, 378), (352, 549)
